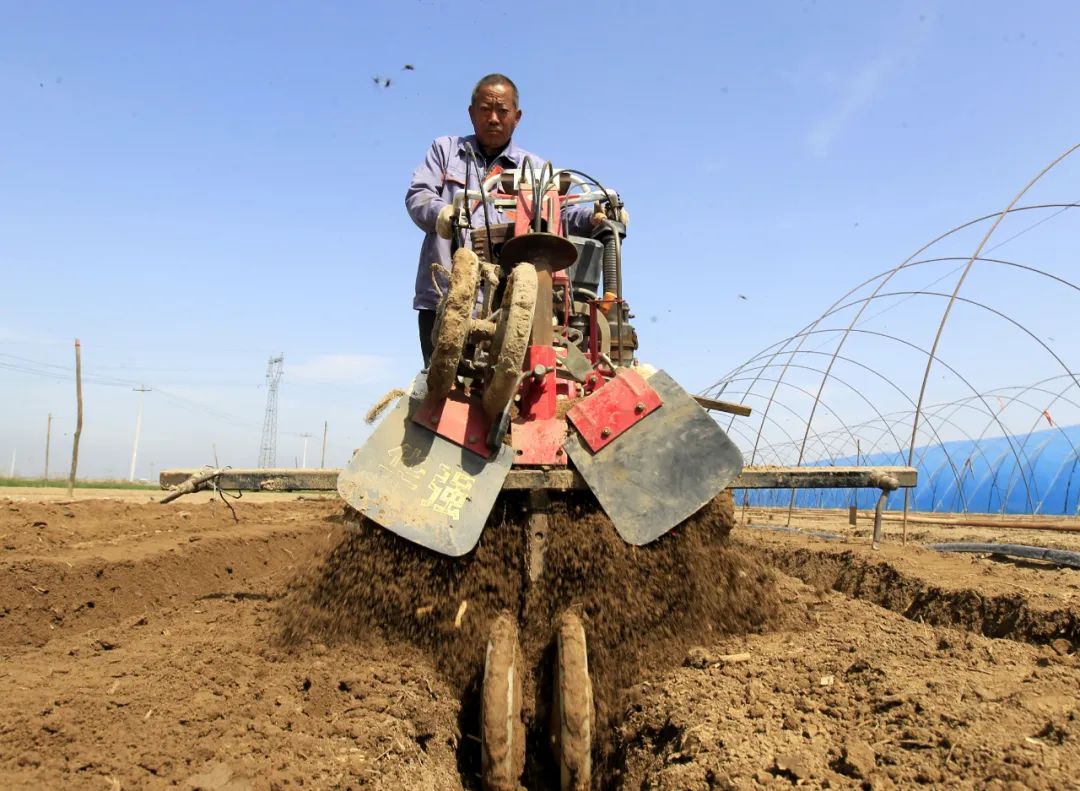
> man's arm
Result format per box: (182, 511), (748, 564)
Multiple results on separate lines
(563, 202), (596, 237)
(406, 138), (450, 233)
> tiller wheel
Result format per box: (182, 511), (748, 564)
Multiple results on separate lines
(481, 613), (525, 791)
(551, 611), (593, 791)
(427, 248), (482, 400)
(483, 262), (537, 419)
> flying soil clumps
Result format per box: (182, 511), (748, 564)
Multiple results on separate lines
(279, 490), (780, 750)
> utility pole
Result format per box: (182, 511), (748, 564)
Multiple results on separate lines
(320, 421), (328, 468)
(44, 413), (52, 480)
(67, 339), (83, 498)
(129, 385), (151, 481)
(8, 448), (14, 477)
(300, 433), (312, 468)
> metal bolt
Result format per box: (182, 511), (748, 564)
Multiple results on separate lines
(467, 435), (477, 444)
(601, 427), (612, 438)
(556, 448), (564, 456)
(430, 416), (439, 425)
(634, 402), (646, 413)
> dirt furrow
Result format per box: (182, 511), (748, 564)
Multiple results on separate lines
(741, 535), (1080, 650)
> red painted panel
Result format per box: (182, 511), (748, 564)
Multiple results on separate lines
(511, 418), (568, 466)
(413, 392), (494, 459)
(512, 345), (564, 464)
(518, 346), (558, 421)
(566, 368), (663, 452)
(514, 188), (561, 236)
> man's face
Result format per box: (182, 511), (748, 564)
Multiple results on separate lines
(469, 83), (521, 152)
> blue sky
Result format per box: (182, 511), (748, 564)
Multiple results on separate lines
(3, 1), (1080, 479)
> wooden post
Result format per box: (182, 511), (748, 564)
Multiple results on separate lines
(67, 339), (83, 498)
(320, 421), (328, 468)
(44, 413), (52, 480)
(850, 440), (860, 522)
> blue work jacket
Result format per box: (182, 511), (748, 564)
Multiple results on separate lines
(405, 134), (592, 310)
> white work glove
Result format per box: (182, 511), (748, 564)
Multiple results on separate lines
(591, 204), (629, 227)
(436, 205), (455, 240)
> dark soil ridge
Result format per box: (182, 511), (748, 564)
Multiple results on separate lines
(0, 523), (322, 651)
(747, 542), (1080, 650)
(278, 489), (784, 788)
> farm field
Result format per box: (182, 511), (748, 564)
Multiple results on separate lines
(0, 492), (1077, 789)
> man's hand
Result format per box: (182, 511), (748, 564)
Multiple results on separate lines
(591, 203), (629, 227)
(436, 205), (456, 240)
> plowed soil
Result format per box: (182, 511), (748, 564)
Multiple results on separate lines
(1, 491), (1078, 789)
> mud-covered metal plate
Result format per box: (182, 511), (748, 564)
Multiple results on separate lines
(563, 370), (744, 545)
(338, 392), (513, 556)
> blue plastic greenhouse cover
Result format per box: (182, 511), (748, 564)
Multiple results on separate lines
(735, 424), (1080, 516)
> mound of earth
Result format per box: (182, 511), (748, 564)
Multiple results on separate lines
(279, 489), (781, 771)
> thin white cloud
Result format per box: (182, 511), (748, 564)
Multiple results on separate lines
(806, 6), (933, 157)
(807, 52), (897, 157)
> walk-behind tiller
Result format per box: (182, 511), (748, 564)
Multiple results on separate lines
(338, 164), (743, 790)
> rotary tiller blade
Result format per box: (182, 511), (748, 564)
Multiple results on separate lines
(564, 370), (743, 545)
(337, 390), (512, 557)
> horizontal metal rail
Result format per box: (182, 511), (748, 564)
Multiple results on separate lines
(159, 465), (917, 493)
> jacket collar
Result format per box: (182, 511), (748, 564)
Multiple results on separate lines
(459, 134), (524, 166)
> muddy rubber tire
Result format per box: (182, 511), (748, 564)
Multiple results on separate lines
(483, 263), (537, 419)
(427, 248), (480, 400)
(481, 613), (525, 791)
(552, 611), (593, 791)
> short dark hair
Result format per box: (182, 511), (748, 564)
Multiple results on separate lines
(471, 74), (519, 109)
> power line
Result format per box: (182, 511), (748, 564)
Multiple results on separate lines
(0, 352), (307, 436)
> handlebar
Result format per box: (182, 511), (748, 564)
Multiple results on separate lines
(449, 168), (619, 214)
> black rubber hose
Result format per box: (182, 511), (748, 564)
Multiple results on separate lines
(742, 523), (846, 542)
(602, 232), (618, 295)
(927, 543), (1080, 569)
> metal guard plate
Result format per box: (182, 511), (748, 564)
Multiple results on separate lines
(337, 392), (513, 556)
(413, 391), (495, 459)
(564, 370), (744, 546)
(567, 367), (662, 451)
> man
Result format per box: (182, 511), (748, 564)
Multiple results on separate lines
(405, 73), (593, 367)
